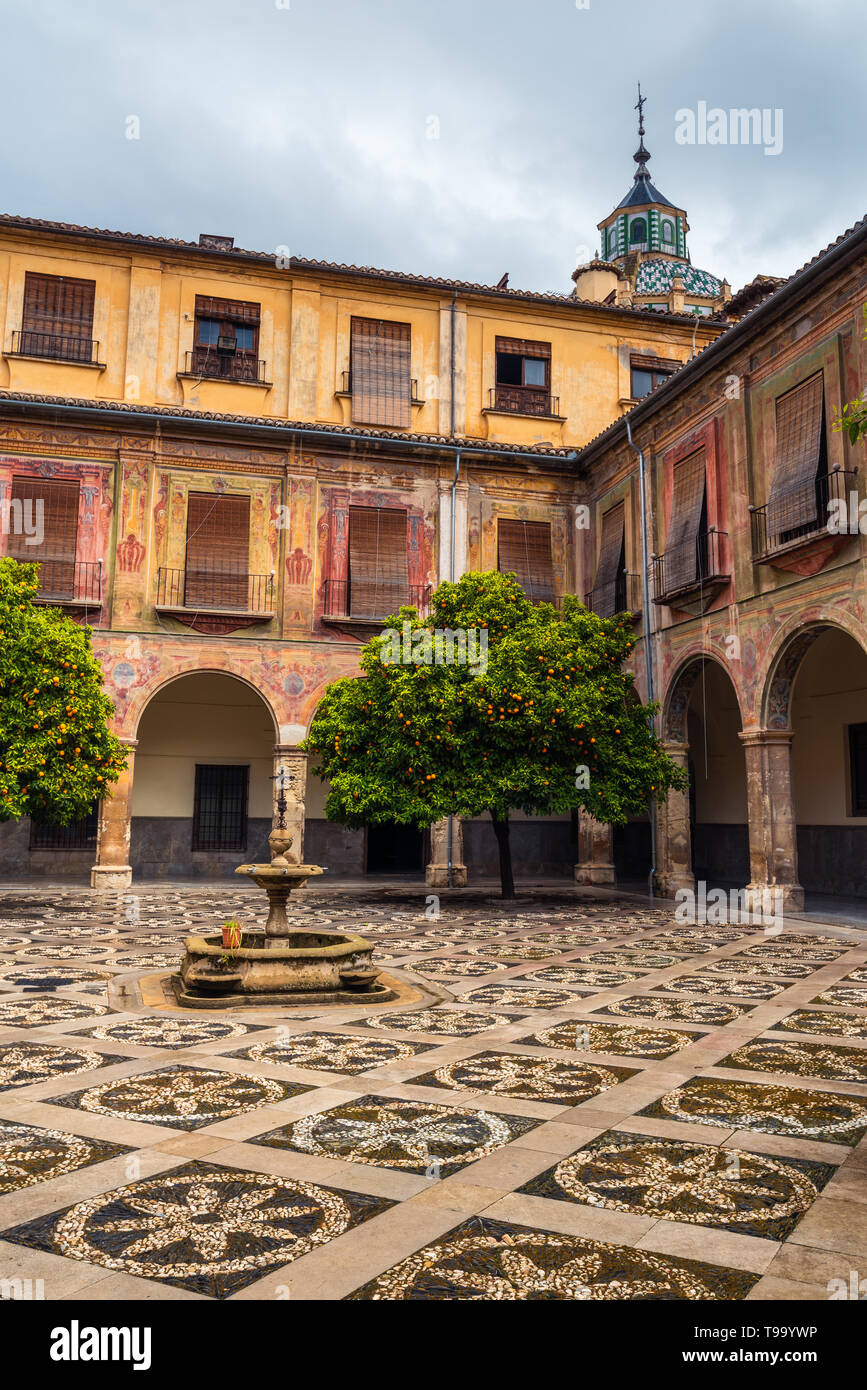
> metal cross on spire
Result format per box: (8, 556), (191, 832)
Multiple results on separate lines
(633, 82), (650, 178)
(635, 82), (646, 137)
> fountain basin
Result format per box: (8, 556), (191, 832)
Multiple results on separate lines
(176, 930), (397, 1007)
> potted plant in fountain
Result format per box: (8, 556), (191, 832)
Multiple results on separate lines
(221, 918), (243, 952)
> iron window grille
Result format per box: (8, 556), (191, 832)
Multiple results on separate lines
(30, 806), (98, 851)
(192, 765), (249, 853)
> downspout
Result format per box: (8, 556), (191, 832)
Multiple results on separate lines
(447, 289), (459, 889)
(625, 417), (656, 901)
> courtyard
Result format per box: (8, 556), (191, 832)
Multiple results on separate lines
(0, 884), (864, 1302)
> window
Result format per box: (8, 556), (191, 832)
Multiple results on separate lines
(766, 373), (827, 543)
(18, 273), (96, 363)
(630, 354), (679, 400)
(661, 449), (708, 594)
(630, 218), (647, 245)
(192, 765), (249, 852)
(184, 493), (250, 610)
(347, 506), (409, 617)
(192, 295), (261, 381)
(661, 219), (675, 245)
(8, 476), (80, 598)
(849, 724), (867, 816)
(350, 318), (412, 428)
(30, 806), (98, 851)
(494, 337), (552, 415)
(591, 503), (626, 617)
(497, 519), (555, 604)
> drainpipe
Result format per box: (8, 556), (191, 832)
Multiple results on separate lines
(626, 417), (656, 901)
(447, 290), (459, 889)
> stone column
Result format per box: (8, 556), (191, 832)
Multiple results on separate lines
(739, 729), (804, 911)
(574, 810), (615, 884)
(426, 816), (468, 888)
(90, 739), (136, 890)
(654, 741), (695, 898)
(273, 746), (308, 865)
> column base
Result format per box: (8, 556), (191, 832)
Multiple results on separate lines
(746, 880), (805, 914)
(653, 870), (696, 899)
(90, 865), (133, 891)
(573, 863), (616, 885)
(425, 864), (468, 889)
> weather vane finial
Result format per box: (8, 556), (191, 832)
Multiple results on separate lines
(635, 82), (646, 138)
(633, 83), (650, 178)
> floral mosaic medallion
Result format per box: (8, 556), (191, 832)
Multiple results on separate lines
(717, 1039), (867, 1083)
(0, 917), (44, 928)
(812, 984), (867, 1008)
(15, 944), (114, 962)
(30, 926), (117, 941)
(519, 1132), (835, 1242)
(594, 995), (751, 1024)
(735, 942), (853, 966)
(523, 966), (645, 988)
(48, 1065), (311, 1131)
(643, 933), (716, 954)
(0, 995), (110, 1028)
(112, 951), (184, 969)
(456, 985), (577, 1010)
(362, 1007), (523, 1037)
(838, 967), (867, 985)
(0, 935), (32, 950)
(639, 1076), (867, 1146)
(582, 950), (689, 970)
(376, 936), (448, 954)
(347, 1216), (758, 1300)
(0, 1120), (129, 1194)
(0, 1042), (122, 1091)
(525, 931), (613, 949)
(770, 1009), (867, 1041)
(411, 959), (502, 979)
(517, 1020), (704, 1059)
(121, 933), (188, 948)
(434, 926), (507, 942)
(412, 1051), (637, 1104)
(75, 1018), (253, 1049)
(254, 1094), (538, 1175)
(0, 965), (115, 990)
(232, 1032), (435, 1075)
(466, 942), (568, 962)
(702, 958), (814, 981)
(1, 1160), (392, 1299)
(652, 975), (784, 1000)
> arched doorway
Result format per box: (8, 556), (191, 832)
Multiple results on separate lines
(770, 627), (867, 901)
(130, 672), (276, 879)
(658, 655), (748, 896)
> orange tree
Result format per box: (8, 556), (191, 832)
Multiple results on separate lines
(0, 558), (127, 824)
(303, 569), (684, 898)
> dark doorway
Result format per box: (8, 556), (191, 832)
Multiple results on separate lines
(366, 822), (425, 875)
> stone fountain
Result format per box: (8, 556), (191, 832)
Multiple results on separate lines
(174, 777), (394, 1008)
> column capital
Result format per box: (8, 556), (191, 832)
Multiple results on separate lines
(661, 740), (690, 758)
(120, 738), (139, 750)
(739, 728), (794, 748)
(273, 744), (307, 757)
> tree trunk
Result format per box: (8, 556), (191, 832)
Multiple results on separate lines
(490, 811), (515, 899)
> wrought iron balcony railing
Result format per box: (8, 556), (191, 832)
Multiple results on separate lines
(31, 559), (102, 605)
(488, 386), (560, 417)
(156, 566), (275, 615)
(183, 349), (269, 384)
(750, 468), (857, 559)
(651, 529), (729, 605)
(10, 330), (102, 365)
(584, 571), (643, 617)
(323, 579), (431, 622)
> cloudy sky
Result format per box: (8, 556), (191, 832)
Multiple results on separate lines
(2, 0), (864, 296)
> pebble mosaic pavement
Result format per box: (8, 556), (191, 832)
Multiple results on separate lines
(0, 885), (864, 1301)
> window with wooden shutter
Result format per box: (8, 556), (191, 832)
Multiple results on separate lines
(350, 318), (412, 428)
(663, 450), (707, 592)
(497, 519), (556, 604)
(20, 273), (96, 362)
(494, 337), (552, 414)
(8, 476), (80, 598)
(192, 765), (248, 852)
(849, 723), (867, 816)
(592, 504), (626, 617)
(348, 506), (409, 617)
(767, 373), (826, 540)
(192, 295), (261, 382)
(184, 493), (250, 610)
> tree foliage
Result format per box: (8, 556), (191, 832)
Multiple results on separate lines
(834, 303), (867, 444)
(303, 570), (685, 894)
(0, 559), (128, 824)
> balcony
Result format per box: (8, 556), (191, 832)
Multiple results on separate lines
(750, 468), (858, 575)
(181, 348), (270, 385)
(651, 529), (730, 612)
(155, 566), (275, 634)
(322, 579), (431, 634)
(486, 386), (562, 418)
(9, 330), (103, 366)
(584, 571), (643, 619)
(338, 371), (421, 402)
(31, 559), (102, 610)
